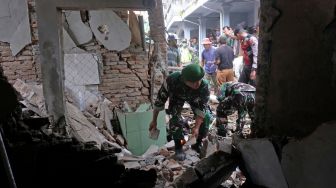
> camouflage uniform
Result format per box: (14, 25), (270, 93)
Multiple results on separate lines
(154, 72), (211, 144)
(216, 82), (256, 136)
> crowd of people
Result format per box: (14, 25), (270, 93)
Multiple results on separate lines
(167, 24), (259, 90)
(151, 24), (259, 160)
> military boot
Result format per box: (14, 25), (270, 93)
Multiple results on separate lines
(173, 139), (186, 161)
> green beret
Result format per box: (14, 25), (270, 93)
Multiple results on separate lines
(181, 64), (205, 82)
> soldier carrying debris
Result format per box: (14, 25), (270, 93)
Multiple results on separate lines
(149, 64), (211, 161)
(216, 82), (256, 137)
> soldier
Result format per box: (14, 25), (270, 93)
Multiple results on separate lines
(216, 82), (256, 137)
(149, 64), (211, 161)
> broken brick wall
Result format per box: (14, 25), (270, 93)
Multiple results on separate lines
(0, 0), (41, 84)
(256, 0), (336, 138)
(0, 0), (167, 109)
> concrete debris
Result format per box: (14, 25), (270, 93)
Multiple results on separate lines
(142, 144), (159, 158)
(66, 102), (106, 148)
(237, 139), (288, 188)
(115, 134), (125, 146)
(222, 167), (246, 188)
(13, 79), (47, 117)
(124, 161), (141, 169)
(89, 10), (131, 51)
(62, 28), (86, 53)
(129, 11), (142, 47)
(165, 159), (183, 171)
(164, 140), (175, 149)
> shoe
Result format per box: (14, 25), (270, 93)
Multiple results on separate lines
(174, 148), (186, 161)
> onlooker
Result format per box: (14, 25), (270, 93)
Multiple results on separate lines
(236, 29), (258, 86)
(189, 37), (199, 64)
(167, 34), (181, 67)
(222, 26), (235, 48)
(215, 36), (235, 88)
(201, 38), (218, 93)
(180, 39), (192, 66)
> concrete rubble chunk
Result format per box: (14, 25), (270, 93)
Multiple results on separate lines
(195, 151), (237, 183)
(237, 139), (288, 188)
(89, 10), (131, 51)
(164, 140), (175, 150)
(13, 79), (47, 117)
(124, 161), (141, 169)
(282, 121), (336, 188)
(159, 148), (171, 157)
(115, 134), (125, 146)
(66, 102), (107, 148)
(217, 137), (232, 154)
(166, 159), (182, 171)
(62, 28), (86, 53)
(142, 144), (159, 158)
(64, 11), (93, 45)
(174, 167), (199, 187)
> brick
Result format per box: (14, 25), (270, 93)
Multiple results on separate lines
(141, 88), (150, 95)
(17, 56), (33, 61)
(111, 65), (127, 70)
(2, 56), (15, 61)
(119, 69), (132, 74)
(104, 62), (118, 66)
(127, 91), (141, 97)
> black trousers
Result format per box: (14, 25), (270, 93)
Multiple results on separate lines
(238, 64), (256, 87)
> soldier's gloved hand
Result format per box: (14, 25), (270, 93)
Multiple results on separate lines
(149, 120), (157, 131)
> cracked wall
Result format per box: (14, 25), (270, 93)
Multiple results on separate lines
(256, 0), (336, 138)
(0, 0), (166, 109)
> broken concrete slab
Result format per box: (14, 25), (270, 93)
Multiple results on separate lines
(237, 139), (288, 188)
(174, 167), (199, 187)
(89, 10), (131, 51)
(195, 151), (237, 182)
(0, 0), (31, 55)
(13, 79), (47, 117)
(282, 121), (336, 188)
(64, 11), (93, 45)
(66, 102), (106, 148)
(62, 28), (86, 53)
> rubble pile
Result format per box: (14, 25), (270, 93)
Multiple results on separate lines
(9, 79), (257, 188)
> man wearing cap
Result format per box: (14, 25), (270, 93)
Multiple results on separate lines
(215, 36), (235, 86)
(216, 82), (256, 137)
(149, 64), (211, 161)
(201, 38), (218, 94)
(236, 29), (258, 86)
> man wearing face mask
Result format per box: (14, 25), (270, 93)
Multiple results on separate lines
(149, 64), (211, 161)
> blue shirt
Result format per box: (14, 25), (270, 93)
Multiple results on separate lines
(202, 46), (217, 74)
